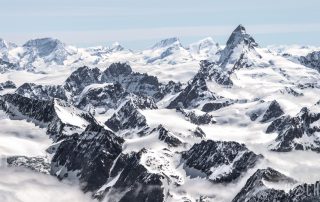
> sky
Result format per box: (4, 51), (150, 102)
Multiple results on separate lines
(1, 0), (320, 49)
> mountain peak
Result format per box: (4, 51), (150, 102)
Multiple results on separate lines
(217, 24), (260, 69)
(189, 37), (220, 55)
(226, 24), (257, 48)
(233, 24), (246, 34)
(108, 41), (124, 52)
(23, 37), (63, 48)
(151, 37), (181, 49)
(22, 37), (67, 59)
(0, 38), (17, 50)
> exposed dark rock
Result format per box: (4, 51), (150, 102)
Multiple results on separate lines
(247, 100), (284, 123)
(102, 150), (166, 202)
(0, 93), (98, 141)
(101, 62), (160, 97)
(234, 167), (320, 202)
(219, 24), (259, 69)
(105, 100), (149, 134)
(266, 107), (320, 152)
(0, 58), (19, 73)
(151, 125), (182, 147)
(64, 66), (101, 95)
(0, 93), (56, 125)
(46, 100), (98, 141)
(103, 62), (133, 77)
(130, 94), (158, 110)
(193, 25), (261, 88)
(198, 60), (234, 86)
(299, 51), (320, 72)
(77, 83), (127, 112)
(192, 127), (206, 138)
(187, 111), (215, 125)
(232, 167), (296, 202)
(260, 100), (284, 123)
(279, 87), (304, 97)
(167, 74), (217, 109)
(177, 108), (215, 125)
(182, 140), (262, 183)
(0, 80), (16, 90)
(153, 80), (182, 101)
(7, 156), (50, 174)
(15, 82), (67, 101)
(201, 100), (233, 112)
(77, 82), (157, 114)
(51, 124), (124, 192)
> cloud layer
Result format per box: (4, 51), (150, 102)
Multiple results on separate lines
(0, 167), (95, 202)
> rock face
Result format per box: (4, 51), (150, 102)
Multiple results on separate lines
(0, 93), (97, 140)
(167, 74), (217, 109)
(232, 167), (296, 202)
(177, 108), (215, 125)
(198, 60), (234, 86)
(46, 99), (98, 141)
(150, 125), (183, 147)
(101, 62), (160, 97)
(247, 100), (284, 123)
(234, 167), (320, 202)
(219, 24), (260, 70)
(201, 99), (233, 112)
(64, 66), (101, 96)
(153, 80), (182, 101)
(52, 126), (167, 202)
(102, 150), (166, 202)
(130, 94), (158, 110)
(193, 25), (262, 87)
(260, 100), (284, 123)
(192, 127), (206, 138)
(15, 83), (67, 101)
(23, 38), (70, 65)
(7, 156), (50, 174)
(0, 80), (16, 90)
(266, 107), (320, 152)
(0, 93), (56, 125)
(64, 63), (161, 99)
(182, 140), (262, 183)
(105, 100), (149, 134)
(299, 51), (320, 72)
(51, 124), (124, 192)
(187, 111), (214, 125)
(77, 83), (157, 114)
(279, 87), (304, 97)
(0, 58), (18, 73)
(76, 83), (127, 112)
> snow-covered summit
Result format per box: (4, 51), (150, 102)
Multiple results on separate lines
(218, 24), (261, 70)
(108, 42), (125, 52)
(23, 38), (65, 56)
(189, 37), (221, 60)
(0, 38), (17, 51)
(151, 37), (181, 50)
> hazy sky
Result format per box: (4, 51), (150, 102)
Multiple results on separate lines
(1, 0), (320, 49)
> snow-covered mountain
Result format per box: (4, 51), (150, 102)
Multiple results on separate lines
(1, 25), (320, 202)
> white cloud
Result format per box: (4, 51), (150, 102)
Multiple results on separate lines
(0, 167), (96, 202)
